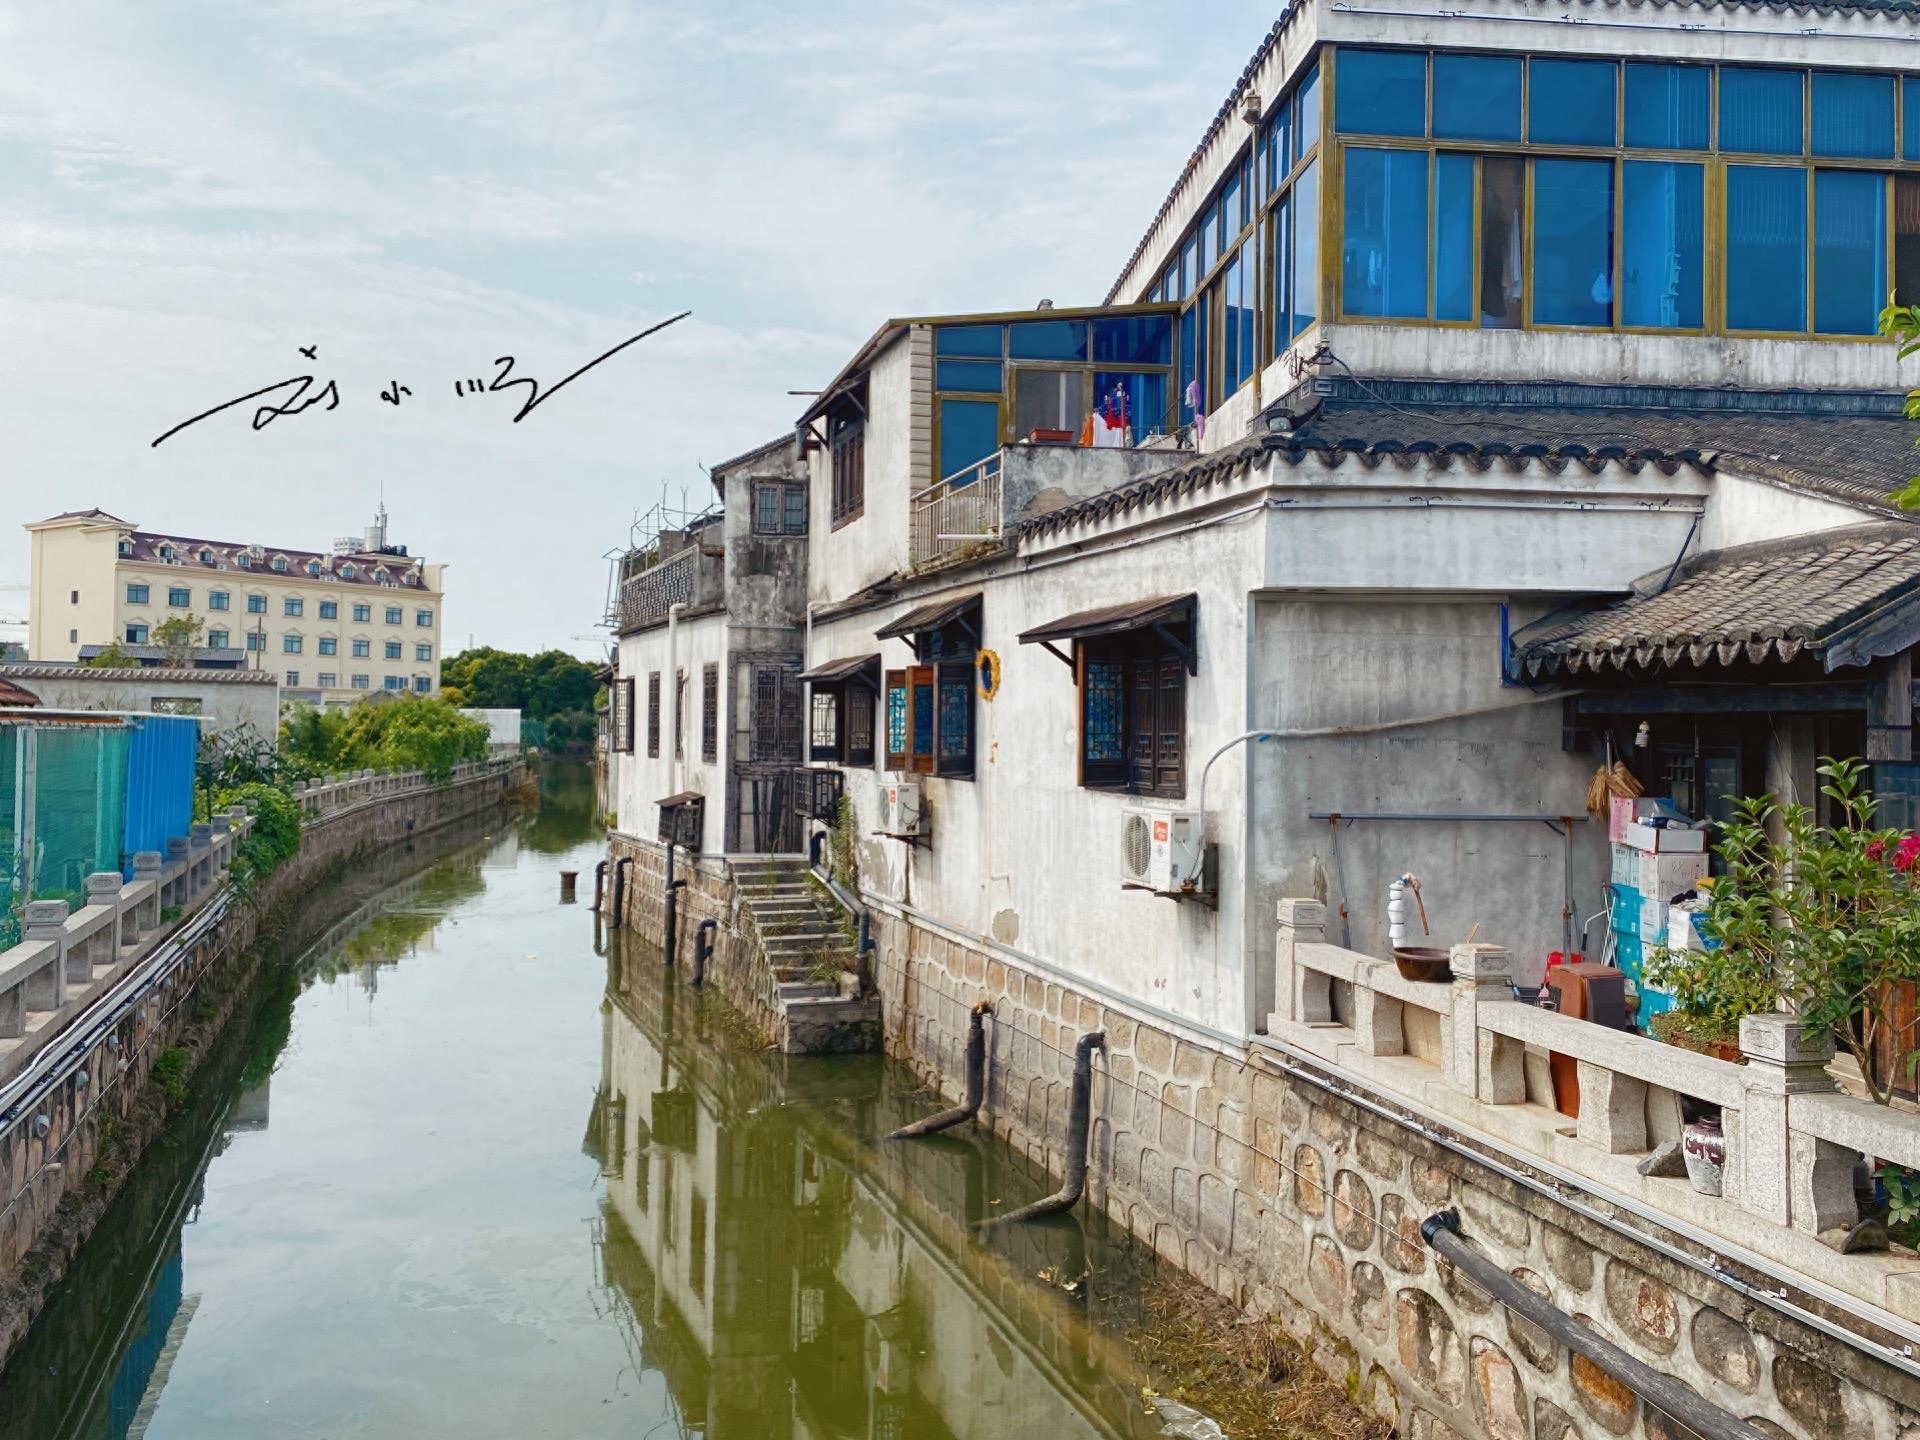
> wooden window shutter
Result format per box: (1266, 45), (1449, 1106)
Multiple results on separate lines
(884, 668), (907, 771)
(701, 663), (718, 762)
(647, 672), (661, 758)
(1157, 656), (1187, 794)
(934, 661), (974, 778)
(907, 664), (935, 775)
(845, 686), (875, 767)
(675, 669), (686, 759)
(1127, 659), (1156, 791)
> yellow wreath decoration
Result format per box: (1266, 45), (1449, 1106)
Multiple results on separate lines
(975, 648), (1002, 700)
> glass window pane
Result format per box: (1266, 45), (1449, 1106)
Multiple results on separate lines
(1179, 294), (1210, 424)
(1621, 161), (1705, 329)
(1296, 63), (1321, 159)
(1265, 104), (1293, 190)
(1093, 314), (1173, 364)
(934, 324), (1002, 358)
(938, 398), (1001, 478)
(1161, 261), (1180, 302)
(1906, 80), (1920, 162)
(1291, 160), (1319, 337)
(1433, 54), (1521, 141)
(1720, 68), (1804, 154)
(1011, 370), (1086, 441)
(1812, 72), (1894, 159)
(1529, 59), (1616, 146)
(935, 360), (1001, 392)
(1007, 321), (1088, 361)
(1624, 63), (1710, 150)
(1181, 235), (1198, 296)
(1223, 167), (1244, 238)
(1898, 176), (1920, 305)
(1333, 48), (1426, 137)
(1814, 169), (1887, 334)
(1434, 153), (1475, 322)
(1341, 147), (1429, 318)
(1272, 196), (1293, 350)
(1480, 155), (1525, 328)
(1095, 371), (1169, 441)
(1532, 158), (1615, 326)
(1726, 165), (1807, 331)
(1222, 249), (1257, 394)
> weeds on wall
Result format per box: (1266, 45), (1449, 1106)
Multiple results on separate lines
(830, 793), (860, 895)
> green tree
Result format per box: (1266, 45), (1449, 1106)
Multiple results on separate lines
(87, 642), (135, 668)
(1881, 300), (1920, 508)
(152, 613), (205, 665)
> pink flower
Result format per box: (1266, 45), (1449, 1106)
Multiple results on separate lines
(1894, 835), (1920, 873)
(1868, 838), (1888, 861)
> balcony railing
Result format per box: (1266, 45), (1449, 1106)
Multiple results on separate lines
(910, 453), (1003, 570)
(616, 548), (697, 632)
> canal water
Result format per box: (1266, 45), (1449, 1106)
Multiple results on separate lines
(0, 763), (1188, 1440)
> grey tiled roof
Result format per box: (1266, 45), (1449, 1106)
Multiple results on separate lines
(1516, 521), (1920, 675)
(1018, 383), (1920, 539)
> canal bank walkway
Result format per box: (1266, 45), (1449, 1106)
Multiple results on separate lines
(0, 766), (1291, 1440)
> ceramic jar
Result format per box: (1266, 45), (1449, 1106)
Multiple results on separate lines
(1683, 1113), (1727, 1196)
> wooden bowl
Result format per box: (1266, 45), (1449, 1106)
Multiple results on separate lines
(1392, 946), (1452, 983)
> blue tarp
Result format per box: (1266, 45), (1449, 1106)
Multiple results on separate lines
(122, 714), (199, 876)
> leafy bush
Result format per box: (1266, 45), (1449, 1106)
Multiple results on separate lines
(280, 696), (488, 781)
(1652, 758), (1920, 1104)
(214, 781), (304, 894)
(151, 1045), (190, 1104)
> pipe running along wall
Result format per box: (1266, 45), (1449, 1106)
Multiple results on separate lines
(692, 918), (715, 987)
(976, 1030), (1106, 1227)
(610, 856), (633, 930)
(886, 1001), (992, 1140)
(1421, 1209), (1776, 1440)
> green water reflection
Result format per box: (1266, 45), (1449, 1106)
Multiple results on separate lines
(0, 762), (1171, 1439)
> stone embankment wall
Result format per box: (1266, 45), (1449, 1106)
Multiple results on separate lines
(866, 898), (1920, 1440)
(602, 831), (766, 1021)
(0, 760), (521, 1363)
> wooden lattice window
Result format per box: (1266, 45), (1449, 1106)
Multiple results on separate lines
(675, 669), (686, 759)
(831, 416), (864, 524)
(701, 663), (718, 762)
(647, 672), (661, 758)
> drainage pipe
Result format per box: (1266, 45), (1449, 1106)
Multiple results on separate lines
(1422, 1210), (1776, 1440)
(610, 856), (633, 930)
(663, 842), (685, 966)
(592, 859), (607, 913)
(692, 919), (716, 987)
(977, 1030), (1105, 1227)
(887, 1001), (992, 1140)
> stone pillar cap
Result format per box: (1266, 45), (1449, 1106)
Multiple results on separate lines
(166, 837), (191, 859)
(190, 823), (212, 841)
(1739, 1012), (1835, 1067)
(23, 899), (70, 928)
(85, 872), (123, 896)
(1451, 942), (1512, 981)
(1276, 898), (1328, 929)
(132, 851), (163, 874)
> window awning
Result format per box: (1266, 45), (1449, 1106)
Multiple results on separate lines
(875, 593), (982, 642)
(799, 653), (881, 686)
(1019, 593), (1197, 674)
(656, 790), (703, 810)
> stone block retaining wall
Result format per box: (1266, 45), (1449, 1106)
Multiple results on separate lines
(867, 901), (1920, 1440)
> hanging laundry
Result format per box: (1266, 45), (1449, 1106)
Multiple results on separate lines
(1185, 378), (1206, 442)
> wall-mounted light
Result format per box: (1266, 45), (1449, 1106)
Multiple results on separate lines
(1241, 89), (1261, 125)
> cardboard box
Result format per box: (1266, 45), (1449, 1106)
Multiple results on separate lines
(1637, 851), (1710, 908)
(1639, 904), (1667, 942)
(1623, 821), (1706, 854)
(1609, 793), (1637, 843)
(1666, 905), (1718, 952)
(1610, 843), (1639, 886)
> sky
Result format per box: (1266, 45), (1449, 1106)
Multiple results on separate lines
(0, 1), (1277, 659)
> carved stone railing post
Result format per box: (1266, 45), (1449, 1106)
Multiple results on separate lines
(21, 901), (69, 1009)
(1738, 1013), (1855, 1236)
(1449, 943), (1523, 1103)
(1272, 899), (1329, 1028)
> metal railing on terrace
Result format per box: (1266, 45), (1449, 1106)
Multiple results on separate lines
(910, 454), (1004, 570)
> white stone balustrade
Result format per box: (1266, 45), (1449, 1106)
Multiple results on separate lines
(1266, 895), (1920, 1327)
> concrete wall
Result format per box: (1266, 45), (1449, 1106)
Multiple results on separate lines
(612, 612), (730, 852)
(875, 910), (1920, 1440)
(808, 330), (916, 604)
(1, 665), (281, 737)
(27, 518), (121, 663)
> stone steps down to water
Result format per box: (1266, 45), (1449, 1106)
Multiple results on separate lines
(729, 857), (879, 1054)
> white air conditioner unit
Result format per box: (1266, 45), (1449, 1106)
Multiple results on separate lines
(878, 780), (926, 840)
(1119, 805), (1202, 895)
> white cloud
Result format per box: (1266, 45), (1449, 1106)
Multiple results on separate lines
(0, 0), (1275, 655)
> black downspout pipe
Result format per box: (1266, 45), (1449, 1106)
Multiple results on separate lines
(592, 859), (607, 914)
(692, 919), (716, 987)
(886, 1001), (992, 1139)
(809, 828), (827, 870)
(662, 841), (682, 966)
(610, 857), (633, 931)
(856, 911), (875, 995)
(1422, 1210), (1775, 1440)
(977, 1030), (1106, 1227)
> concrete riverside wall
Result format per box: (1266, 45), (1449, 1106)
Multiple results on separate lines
(867, 902), (1920, 1440)
(0, 760), (521, 1361)
(603, 832), (775, 1035)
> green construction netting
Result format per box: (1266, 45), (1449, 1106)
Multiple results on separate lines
(0, 723), (131, 949)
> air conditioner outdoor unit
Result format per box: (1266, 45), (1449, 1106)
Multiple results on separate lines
(878, 780), (926, 840)
(1119, 805), (1202, 895)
